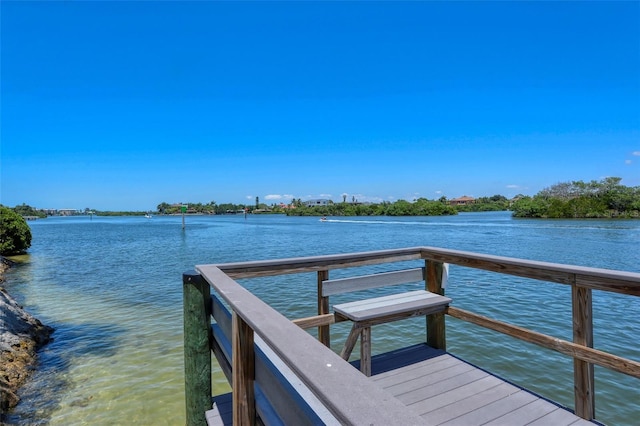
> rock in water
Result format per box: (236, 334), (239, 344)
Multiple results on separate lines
(0, 269), (54, 411)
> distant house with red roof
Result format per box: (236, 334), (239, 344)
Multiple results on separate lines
(449, 196), (476, 206)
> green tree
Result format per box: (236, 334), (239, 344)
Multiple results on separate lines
(13, 203), (46, 218)
(0, 205), (32, 255)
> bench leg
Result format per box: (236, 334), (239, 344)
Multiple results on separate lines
(340, 324), (361, 360)
(360, 327), (371, 376)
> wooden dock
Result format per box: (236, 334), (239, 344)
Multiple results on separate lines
(182, 247), (640, 425)
(206, 343), (597, 425)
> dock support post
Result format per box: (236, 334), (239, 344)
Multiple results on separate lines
(426, 260), (446, 350)
(183, 271), (212, 426)
(317, 269), (331, 348)
(232, 312), (256, 425)
(572, 283), (595, 420)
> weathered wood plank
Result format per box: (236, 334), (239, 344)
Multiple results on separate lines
(436, 389), (538, 425)
(215, 247), (424, 279)
(482, 398), (561, 425)
(381, 360), (476, 395)
(371, 354), (464, 386)
(370, 355), (453, 383)
(400, 369), (494, 405)
(367, 344), (595, 426)
(420, 246), (640, 295)
(334, 290), (443, 312)
(572, 284), (595, 420)
(447, 306), (640, 379)
(317, 269), (330, 347)
(209, 246), (640, 294)
(360, 327), (371, 376)
(527, 405), (589, 425)
(423, 382), (524, 424)
(231, 312), (255, 425)
(322, 268), (424, 296)
(340, 324), (361, 361)
(426, 260), (446, 350)
(291, 313), (335, 330)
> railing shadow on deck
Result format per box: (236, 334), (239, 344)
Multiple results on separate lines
(183, 246), (640, 425)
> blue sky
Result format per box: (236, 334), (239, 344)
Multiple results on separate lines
(2, 1), (639, 211)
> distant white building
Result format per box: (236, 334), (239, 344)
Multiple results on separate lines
(303, 199), (330, 207)
(58, 209), (79, 216)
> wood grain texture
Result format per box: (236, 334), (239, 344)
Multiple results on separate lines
(322, 267), (424, 296)
(447, 306), (640, 379)
(317, 269), (331, 347)
(572, 285), (595, 420)
(231, 312), (255, 426)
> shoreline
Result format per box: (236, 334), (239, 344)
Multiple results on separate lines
(0, 257), (54, 414)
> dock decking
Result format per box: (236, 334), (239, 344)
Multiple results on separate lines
(206, 343), (595, 426)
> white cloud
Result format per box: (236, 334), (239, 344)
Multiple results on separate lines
(265, 194), (284, 200)
(632, 151), (640, 156)
(625, 159), (633, 165)
(435, 190), (442, 194)
(506, 184), (520, 189)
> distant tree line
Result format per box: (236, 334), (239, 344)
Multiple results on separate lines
(453, 195), (511, 212)
(12, 203), (47, 218)
(511, 177), (640, 218)
(286, 198), (459, 217)
(156, 201), (271, 215)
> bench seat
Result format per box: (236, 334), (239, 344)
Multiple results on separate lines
(334, 289), (451, 323)
(333, 289), (451, 376)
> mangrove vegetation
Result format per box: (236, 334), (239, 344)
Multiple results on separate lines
(511, 177), (640, 218)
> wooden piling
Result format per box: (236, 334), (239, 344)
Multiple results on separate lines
(572, 283), (595, 420)
(317, 269), (330, 347)
(426, 260), (446, 350)
(183, 271), (212, 426)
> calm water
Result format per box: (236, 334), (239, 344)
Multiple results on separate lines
(3, 212), (639, 425)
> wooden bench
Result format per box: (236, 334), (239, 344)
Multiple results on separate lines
(323, 267), (451, 376)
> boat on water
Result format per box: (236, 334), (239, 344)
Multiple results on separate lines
(145, 213), (152, 219)
(320, 216), (327, 222)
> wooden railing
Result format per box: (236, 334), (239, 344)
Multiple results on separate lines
(183, 247), (640, 425)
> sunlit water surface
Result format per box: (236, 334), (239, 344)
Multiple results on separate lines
(3, 212), (639, 425)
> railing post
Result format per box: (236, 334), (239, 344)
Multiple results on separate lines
(426, 260), (446, 350)
(572, 283), (595, 420)
(183, 271), (212, 426)
(232, 312), (255, 425)
(317, 269), (331, 348)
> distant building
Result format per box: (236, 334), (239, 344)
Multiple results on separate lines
(303, 199), (330, 207)
(58, 208), (79, 216)
(449, 196), (476, 206)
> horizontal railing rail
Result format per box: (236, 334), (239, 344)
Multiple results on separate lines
(184, 246), (640, 424)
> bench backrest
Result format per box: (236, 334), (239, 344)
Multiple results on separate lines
(321, 267), (425, 297)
